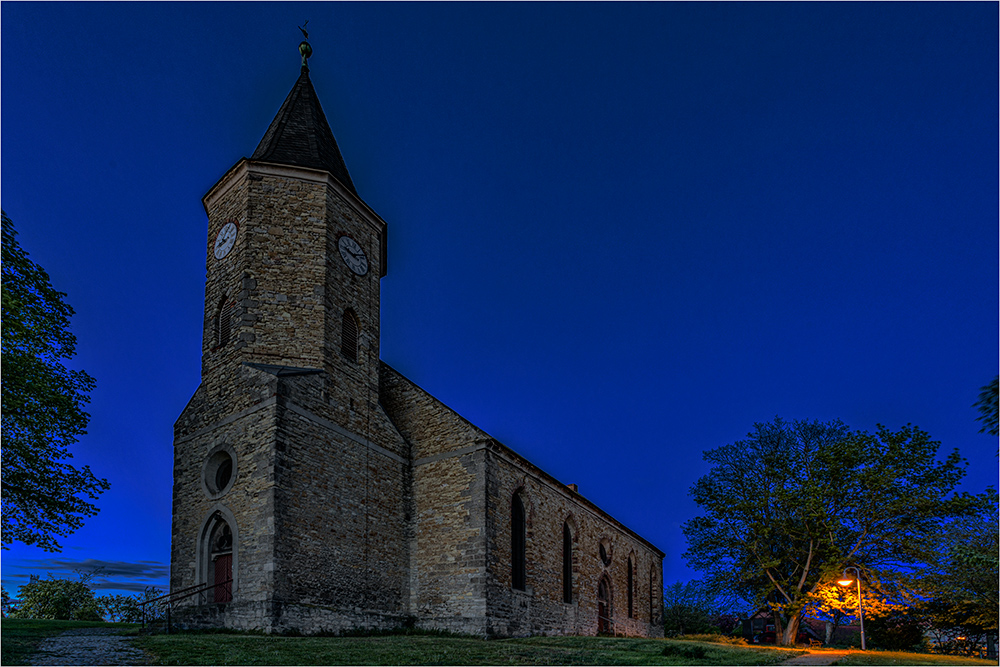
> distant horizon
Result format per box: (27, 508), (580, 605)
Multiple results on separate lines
(2, 2), (997, 602)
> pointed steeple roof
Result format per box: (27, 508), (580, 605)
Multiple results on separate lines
(251, 66), (357, 195)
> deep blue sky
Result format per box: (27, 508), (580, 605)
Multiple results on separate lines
(2, 2), (997, 600)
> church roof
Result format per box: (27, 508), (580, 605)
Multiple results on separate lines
(251, 66), (357, 195)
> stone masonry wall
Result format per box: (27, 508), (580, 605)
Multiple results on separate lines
(485, 445), (663, 638)
(379, 364), (663, 638)
(269, 371), (412, 633)
(170, 365), (283, 630)
(379, 364), (491, 633)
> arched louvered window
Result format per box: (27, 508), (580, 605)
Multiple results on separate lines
(511, 493), (526, 590)
(215, 297), (236, 348)
(562, 521), (573, 603)
(341, 309), (359, 362)
(627, 554), (635, 618)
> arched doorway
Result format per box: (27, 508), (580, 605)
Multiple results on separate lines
(207, 517), (233, 603)
(597, 576), (611, 634)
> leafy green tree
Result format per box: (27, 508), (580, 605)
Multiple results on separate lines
(97, 593), (143, 623)
(805, 573), (915, 644)
(974, 376), (998, 437)
(137, 585), (166, 622)
(11, 575), (101, 620)
(662, 580), (719, 636)
(1, 211), (108, 551)
(919, 492), (998, 655)
(683, 418), (976, 646)
(1, 588), (14, 617)
(865, 606), (926, 651)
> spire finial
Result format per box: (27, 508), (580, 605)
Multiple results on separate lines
(298, 21), (312, 70)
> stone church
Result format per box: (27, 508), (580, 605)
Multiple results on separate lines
(170, 40), (664, 638)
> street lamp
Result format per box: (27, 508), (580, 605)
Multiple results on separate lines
(837, 566), (866, 650)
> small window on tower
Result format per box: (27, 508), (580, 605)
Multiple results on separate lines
(341, 309), (359, 362)
(215, 297), (237, 348)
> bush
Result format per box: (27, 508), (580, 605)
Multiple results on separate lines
(12, 576), (101, 621)
(97, 594), (143, 623)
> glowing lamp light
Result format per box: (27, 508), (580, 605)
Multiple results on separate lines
(837, 578), (854, 586)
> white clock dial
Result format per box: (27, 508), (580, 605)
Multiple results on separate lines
(338, 235), (369, 276)
(214, 222), (238, 260)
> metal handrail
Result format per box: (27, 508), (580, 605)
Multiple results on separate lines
(139, 579), (232, 632)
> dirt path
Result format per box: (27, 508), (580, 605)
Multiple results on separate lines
(780, 650), (850, 665)
(28, 627), (148, 666)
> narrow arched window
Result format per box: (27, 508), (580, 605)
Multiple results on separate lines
(215, 296), (236, 348)
(341, 309), (359, 362)
(627, 554), (635, 618)
(511, 494), (526, 590)
(562, 522), (573, 603)
(649, 564), (655, 622)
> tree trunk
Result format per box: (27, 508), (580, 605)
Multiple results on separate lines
(780, 614), (801, 646)
(825, 621), (833, 645)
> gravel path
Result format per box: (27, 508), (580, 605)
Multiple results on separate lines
(28, 627), (148, 666)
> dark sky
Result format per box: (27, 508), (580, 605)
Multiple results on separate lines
(2, 2), (997, 599)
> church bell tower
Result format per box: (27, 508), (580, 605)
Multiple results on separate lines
(171, 36), (410, 633)
(199, 38), (387, 412)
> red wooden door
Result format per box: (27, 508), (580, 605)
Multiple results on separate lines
(214, 554), (232, 603)
(597, 579), (610, 633)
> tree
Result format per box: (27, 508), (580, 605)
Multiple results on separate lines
(865, 606), (926, 651)
(1, 588), (15, 617)
(806, 574), (915, 644)
(974, 376), (998, 437)
(11, 575), (102, 620)
(683, 418), (977, 646)
(662, 580), (718, 636)
(919, 491), (999, 656)
(1, 211), (108, 551)
(97, 593), (143, 623)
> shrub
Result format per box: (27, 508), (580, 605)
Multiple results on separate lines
(97, 594), (143, 623)
(12, 576), (101, 621)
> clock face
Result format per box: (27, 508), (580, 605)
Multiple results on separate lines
(338, 235), (369, 276)
(214, 222), (238, 260)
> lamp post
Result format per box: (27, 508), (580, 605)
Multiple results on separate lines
(837, 567), (866, 650)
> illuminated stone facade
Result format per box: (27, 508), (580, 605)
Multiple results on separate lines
(170, 60), (663, 637)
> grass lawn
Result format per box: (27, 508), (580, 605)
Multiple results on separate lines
(0, 618), (138, 666)
(9, 622), (993, 666)
(133, 634), (804, 665)
(832, 649), (997, 666)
